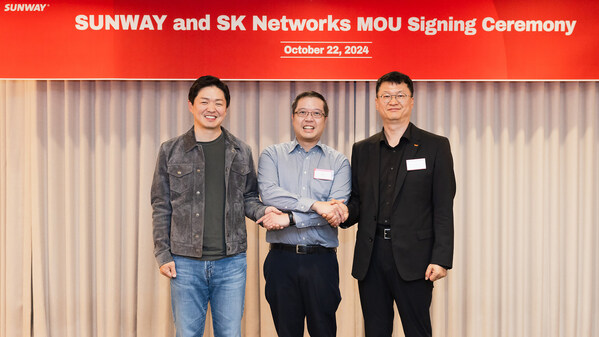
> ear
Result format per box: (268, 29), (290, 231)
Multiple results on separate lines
(188, 100), (194, 113)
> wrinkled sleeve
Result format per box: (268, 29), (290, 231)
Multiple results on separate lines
(151, 144), (173, 267)
(258, 146), (313, 212)
(243, 150), (268, 221)
(341, 143), (361, 228)
(431, 137), (456, 269)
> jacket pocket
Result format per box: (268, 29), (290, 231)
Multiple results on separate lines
(167, 164), (193, 194)
(230, 162), (250, 192)
(230, 161), (251, 175)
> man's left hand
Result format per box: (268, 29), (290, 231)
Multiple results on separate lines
(425, 264), (447, 282)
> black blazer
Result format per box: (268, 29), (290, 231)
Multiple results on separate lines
(342, 123), (456, 281)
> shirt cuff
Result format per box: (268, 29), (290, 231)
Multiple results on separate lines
(293, 211), (329, 228)
(297, 197), (316, 212)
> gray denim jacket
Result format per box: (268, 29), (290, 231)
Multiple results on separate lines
(151, 127), (267, 267)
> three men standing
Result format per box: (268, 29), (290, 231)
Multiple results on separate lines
(152, 72), (455, 337)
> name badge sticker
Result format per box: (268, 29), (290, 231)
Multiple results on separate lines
(314, 168), (334, 181)
(406, 158), (426, 171)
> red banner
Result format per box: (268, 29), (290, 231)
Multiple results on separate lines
(1, 0), (598, 80)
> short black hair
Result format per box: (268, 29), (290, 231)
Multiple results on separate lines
(291, 91), (329, 117)
(376, 71), (414, 97)
(188, 75), (231, 107)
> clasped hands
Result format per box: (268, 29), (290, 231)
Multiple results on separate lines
(256, 200), (348, 231)
(313, 199), (348, 227)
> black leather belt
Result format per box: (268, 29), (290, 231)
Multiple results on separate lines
(270, 243), (337, 254)
(375, 225), (392, 240)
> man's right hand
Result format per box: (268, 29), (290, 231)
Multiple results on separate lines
(312, 199), (347, 227)
(330, 199), (349, 222)
(257, 212), (290, 230)
(159, 261), (177, 278)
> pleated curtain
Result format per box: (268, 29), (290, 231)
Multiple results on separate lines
(1, 80), (597, 337)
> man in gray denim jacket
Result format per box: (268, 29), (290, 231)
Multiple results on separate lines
(151, 75), (279, 337)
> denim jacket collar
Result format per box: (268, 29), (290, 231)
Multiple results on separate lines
(182, 126), (241, 153)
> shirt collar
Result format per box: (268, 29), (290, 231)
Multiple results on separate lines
(182, 127), (197, 152)
(290, 138), (324, 154)
(379, 123), (413, 146)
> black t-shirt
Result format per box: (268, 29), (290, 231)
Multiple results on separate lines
(197, 132), (226, 260)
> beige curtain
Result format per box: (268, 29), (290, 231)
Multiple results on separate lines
(1, 80), (597, 337)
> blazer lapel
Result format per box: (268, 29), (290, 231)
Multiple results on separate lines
(369, 135), (381, 210)
(392, 127), (421, 201)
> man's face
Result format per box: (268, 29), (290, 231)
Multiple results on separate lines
(375, 81), (414, 125)
(292, 96), (327, 145)
(188, 85), (227, 132)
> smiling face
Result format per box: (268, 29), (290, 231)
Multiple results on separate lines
(188, 85), (227, 136)
(292, 96), (327, 150)
(375, 81), (414, 127)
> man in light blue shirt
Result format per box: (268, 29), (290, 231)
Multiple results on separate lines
(257, 91), (351, 337)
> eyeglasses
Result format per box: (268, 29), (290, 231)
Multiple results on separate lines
(378, 93), (412, 103)
(294, 110), (327, 119)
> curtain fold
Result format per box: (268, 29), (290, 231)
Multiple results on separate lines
(1, 80), (597, 337)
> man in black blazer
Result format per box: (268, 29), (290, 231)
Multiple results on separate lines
(337, 71), (456, 337)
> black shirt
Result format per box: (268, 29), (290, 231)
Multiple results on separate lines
(377, 124), (413, 225)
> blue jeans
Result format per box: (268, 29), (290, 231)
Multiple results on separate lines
(170, 253), (247, 337)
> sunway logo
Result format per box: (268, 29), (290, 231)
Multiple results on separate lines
(4, 3), (49, 11)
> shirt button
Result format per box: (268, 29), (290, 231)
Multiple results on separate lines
(384, 220), (389, 223)
(195, 213), (200, 217)
(177, 171), (182, 175)
(196, 191), (200, 195)
(194, 234), (199, 238)
(390, 167), (394, 171)
(196, 169), (201, 172)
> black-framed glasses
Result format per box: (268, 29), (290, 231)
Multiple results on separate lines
(294, 110), (327, 119)
(378, 93), (411, 103)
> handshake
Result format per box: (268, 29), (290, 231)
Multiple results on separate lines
(257, 199), (349, 231)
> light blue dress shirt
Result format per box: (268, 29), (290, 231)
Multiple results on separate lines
(258, 139), (351, 247)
